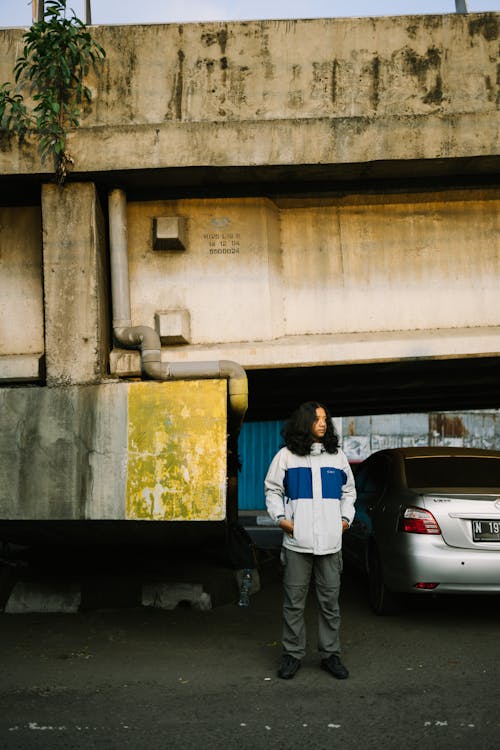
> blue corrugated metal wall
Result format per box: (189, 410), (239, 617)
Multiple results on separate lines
(238, 420), (283, 510)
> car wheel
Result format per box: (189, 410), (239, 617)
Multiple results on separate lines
(368, 545), (399, 615)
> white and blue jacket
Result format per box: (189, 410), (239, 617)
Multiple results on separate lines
(265, 443), (356, 555)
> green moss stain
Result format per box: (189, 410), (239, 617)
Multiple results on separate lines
(126, 380), (227, 520)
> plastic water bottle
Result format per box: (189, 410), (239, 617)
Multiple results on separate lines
(238, 568), (252, 607)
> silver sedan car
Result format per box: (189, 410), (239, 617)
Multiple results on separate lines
(343, 447), (500, 614)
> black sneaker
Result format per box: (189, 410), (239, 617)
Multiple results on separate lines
(321, 654), (349, 679)
(277, 654), (301, 680)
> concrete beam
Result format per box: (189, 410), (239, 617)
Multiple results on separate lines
(0, 354), (43, 381)
(0, 14), (498, 178)
(110, 326), (500, 376)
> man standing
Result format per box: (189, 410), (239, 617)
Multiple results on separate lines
(265, 401), (356, 680)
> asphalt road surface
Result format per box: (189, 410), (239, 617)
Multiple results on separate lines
(1, 552), (499, 750)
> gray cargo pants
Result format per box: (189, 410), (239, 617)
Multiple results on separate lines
(282, 547), (343, 660)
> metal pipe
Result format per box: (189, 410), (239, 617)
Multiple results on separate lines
(108, 189), (132, 328)
(108, 189), (248, 427)
(33, 1), (93, 26)
(32, 0), (44, 23)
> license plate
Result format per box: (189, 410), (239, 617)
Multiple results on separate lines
(472, 520), (500, 542)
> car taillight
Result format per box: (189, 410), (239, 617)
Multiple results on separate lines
(400, 507), (441, 535)
(414, 582), (439, 590)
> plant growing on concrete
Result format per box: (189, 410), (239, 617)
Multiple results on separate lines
(0, 0), (105, 184)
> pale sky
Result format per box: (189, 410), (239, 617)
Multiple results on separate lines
(0, 0), (498, 27)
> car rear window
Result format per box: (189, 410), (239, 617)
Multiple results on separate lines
(404, 456), (500, 488)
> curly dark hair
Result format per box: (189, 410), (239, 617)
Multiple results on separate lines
(281, 401), (339, 456)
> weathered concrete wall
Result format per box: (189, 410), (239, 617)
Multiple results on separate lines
(42, 183), (109, 385)
(0, 206), (43, 379)
(0, 14), (498, 537)
(110, 187), (500, 375)
(280, 190), (500, 336)
(126, 380), (227, 520)
(0, 13), (498, 175)
(127, 197), (283, 344)
(0, 16), (499, 380)
(0, 380), (227, 521)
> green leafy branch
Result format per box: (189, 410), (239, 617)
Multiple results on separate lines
(0, 0), (105, 184)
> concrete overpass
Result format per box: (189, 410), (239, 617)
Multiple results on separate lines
(1, 12), (499, 418)
(0, 12), (499, 536)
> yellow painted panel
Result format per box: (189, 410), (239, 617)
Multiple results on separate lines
(126, 380), (227, 521)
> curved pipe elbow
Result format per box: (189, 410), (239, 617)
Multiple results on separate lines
(114, 326), (248, 426)
(114, 325), (166, 378)
(142, 359), (168, 380)
(218, 360), (248, 424)
(168, 358), (248, 426)
(114, 325), (161, 352)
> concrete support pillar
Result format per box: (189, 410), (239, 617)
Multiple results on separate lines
(42, 182), (109, 386)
